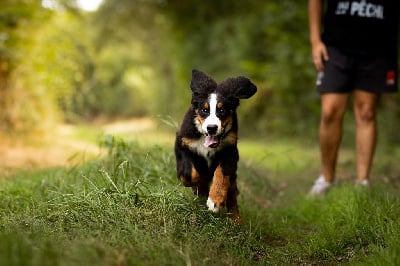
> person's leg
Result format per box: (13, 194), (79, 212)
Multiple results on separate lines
(310, 92), (349, 195)
(353, 90), (380, 184)
(319, 92), (350, 182)
(310, 46), (354, 194)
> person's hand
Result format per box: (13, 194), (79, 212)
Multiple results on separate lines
(311, 41), (329, 71)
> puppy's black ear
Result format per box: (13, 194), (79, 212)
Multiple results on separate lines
(190, 69), (217, 95)
(234, 77), (257, 99)
(220, 76), (257, 99)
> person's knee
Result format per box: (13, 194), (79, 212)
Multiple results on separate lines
(353, 91), (379, 124)
(356, 107), (376, 124)
(321, 108), (344, 124)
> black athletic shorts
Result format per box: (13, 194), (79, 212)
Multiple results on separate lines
(316, 46), (398, 94)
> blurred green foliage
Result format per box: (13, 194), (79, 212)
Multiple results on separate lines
(0, 0), (50, 132)
(0, 0), (399, 138)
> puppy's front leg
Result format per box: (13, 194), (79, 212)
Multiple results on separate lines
(207, 165), (230, 212)
(226, 180), (241, 222)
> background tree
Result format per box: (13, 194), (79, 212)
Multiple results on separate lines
(0, 0), (398, 141)
(0, 0), (50, 132)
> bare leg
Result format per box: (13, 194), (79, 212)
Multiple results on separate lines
(353, 90), (380, 184)
(319, 93), (350, 183)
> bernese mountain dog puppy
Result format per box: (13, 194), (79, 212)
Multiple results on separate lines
(175, 69), (257, 222)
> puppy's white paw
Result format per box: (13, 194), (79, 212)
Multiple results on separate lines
(207, 197), (219, 213)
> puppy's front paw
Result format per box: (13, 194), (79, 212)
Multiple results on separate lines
(206, 197), (220, 213)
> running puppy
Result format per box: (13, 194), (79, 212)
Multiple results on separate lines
(174, 69), (257, 221)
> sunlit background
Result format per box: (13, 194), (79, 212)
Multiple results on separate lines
(0, 0), (399, 141)
(76, 0), (103, 11)
(42, 0), (103, 11)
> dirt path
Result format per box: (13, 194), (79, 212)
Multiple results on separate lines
(0, 128), (99, 176)
(0, 118), (156, 176)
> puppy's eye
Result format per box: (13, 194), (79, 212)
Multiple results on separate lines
(201, 108), (209, 115)
(217, 108), (226, 116)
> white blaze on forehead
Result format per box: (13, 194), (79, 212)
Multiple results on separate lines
(203, 93), (221, 134)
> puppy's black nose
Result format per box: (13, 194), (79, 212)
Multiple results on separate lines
(207, 125), (218, 135)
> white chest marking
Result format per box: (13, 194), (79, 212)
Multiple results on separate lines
(186, 137), (221, 167)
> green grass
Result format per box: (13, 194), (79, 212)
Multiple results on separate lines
(1, 134), (400, 265)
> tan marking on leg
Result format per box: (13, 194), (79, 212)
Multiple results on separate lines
(208, 165), (230, 208)
(191, 164), (200, 184)
(179, 163), (200, 187)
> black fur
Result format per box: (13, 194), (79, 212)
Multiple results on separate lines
(174, 69), (257, 221)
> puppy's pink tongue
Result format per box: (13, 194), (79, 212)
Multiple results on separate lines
(204, 135), (219, 148)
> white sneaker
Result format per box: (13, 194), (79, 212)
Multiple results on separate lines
(356, 179), (369, 187)
(309, 175), (333, 195)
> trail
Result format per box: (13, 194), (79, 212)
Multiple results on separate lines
(0, 118), (156, 176)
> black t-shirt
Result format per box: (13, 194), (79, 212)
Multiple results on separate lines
(322, 0), (399, 56)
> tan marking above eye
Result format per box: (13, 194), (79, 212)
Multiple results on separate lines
(204, 102), (209, 109)
(217, 102), (223, 109)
